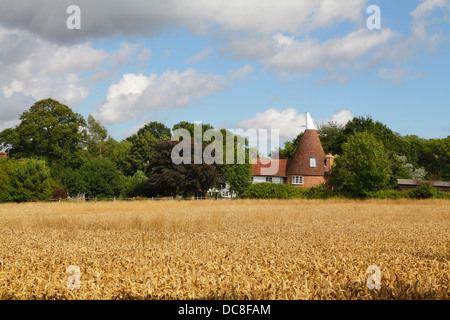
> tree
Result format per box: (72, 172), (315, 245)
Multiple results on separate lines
(390, 154), (426, 181)
(172, 121), (214, 139)
(317, 121), (346, 155)
(123, 121), (171, 176)
(77, 158), (125, 198)
(9, 99), (87, 167)
(86, 114), (108, 157)
(332, 132), (391, 196)
(419, 137), (450, 180)
(218, 129), (253, 197)
(221, 163), (252, 197)
(146, 140), (221, 197)
(0, 158), (16, 202)
(123, 170), (148, 198)
(124, 130), (158, 176)
(136, 121), (171, 140)
(343, 116), (403, 156)
(3, 158), (54, 202)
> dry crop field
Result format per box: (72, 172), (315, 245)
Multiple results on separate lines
(0, 199), (448, 300)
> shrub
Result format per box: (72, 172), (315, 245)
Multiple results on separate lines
(52, 186), (68, 200)
(6, 158), (54, 202)
(242, 183), (308, 199)
(123, 170), (148, 198)
(407, 183), (439, 199)
(78, 158), (125, 198)
(366, 189), (410, 199)
(305, 183), (334, 199)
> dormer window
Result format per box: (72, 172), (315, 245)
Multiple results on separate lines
(310, 157), (316, 168)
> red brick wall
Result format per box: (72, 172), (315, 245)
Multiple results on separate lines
(287, 175), (325, 188)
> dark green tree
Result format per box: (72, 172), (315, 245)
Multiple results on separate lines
(419, 137), (450, 180)
(146, 140), (221, 197)
(124, 131), (158, 176)
(77, 158), (124, 198)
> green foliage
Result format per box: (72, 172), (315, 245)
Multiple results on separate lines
(136, 121), (171, 140)
(102, 138), (132, 174)
(0, 158), (16, 202)
(123, 121), (171, 176)
(0, 158), (54, 202)
(317, 121), (346, 156)
(333, 132), (391, 196)
(407, 183), (438, 199)
(77, 158), (124, 198)
(124, 130), (158, 176)
(366, 189), (411, 199)
(10, 99), (87, 166)
(172, 121), (214, 139)
(242, 183), (308, 199)
(221, 164), (252, 197)
(305, 183), (335, 199)
(363, 185), (449, 199)
(123, 170), (148, 198)
(86, 114), (108, 157)
(419, 137), (450, 181)
(343, 116), (403, 155)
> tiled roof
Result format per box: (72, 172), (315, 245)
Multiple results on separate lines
(286, 129), (326, 176)
(251, 159), (288, 177)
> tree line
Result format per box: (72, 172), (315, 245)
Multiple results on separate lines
(0, 99), (252, 202)
(0, 98), (449, 202)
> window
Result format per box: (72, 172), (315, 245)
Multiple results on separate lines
(222, 191), (230, 197)
(310, 157), (316, 168)
(266, 177), (273, 182)
(292, 176), (303, 185)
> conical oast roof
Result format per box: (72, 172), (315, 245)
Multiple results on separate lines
(286, 113), (325, 176)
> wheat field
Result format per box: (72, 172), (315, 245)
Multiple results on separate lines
(0, 199), (448, 300)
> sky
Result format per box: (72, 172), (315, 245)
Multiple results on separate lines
(0, 0), (449, 146)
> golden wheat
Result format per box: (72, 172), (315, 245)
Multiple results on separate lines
(0, 199), (448, 299)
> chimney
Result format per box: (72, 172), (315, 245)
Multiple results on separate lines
(0, 152), (7, 160)
(325, 153), (334, 172)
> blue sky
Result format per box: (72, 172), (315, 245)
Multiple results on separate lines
(0, 0), (449, 145)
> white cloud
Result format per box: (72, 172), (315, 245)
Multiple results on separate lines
(324, 109), (354, 126)
(236, 108), (354, 141)
(125, 122), (147, 138)
(186, 47), (214, 64)
(229, 64), (254, 80)
(236, 108), (306, 141)
(94, 68), (229, 124)
(110, 42), (149, 68)
(229, 28), (397, 78)
(0, 91), (35, 130)
(0, 0), (369, 43)
(0, 26), (107, 106)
